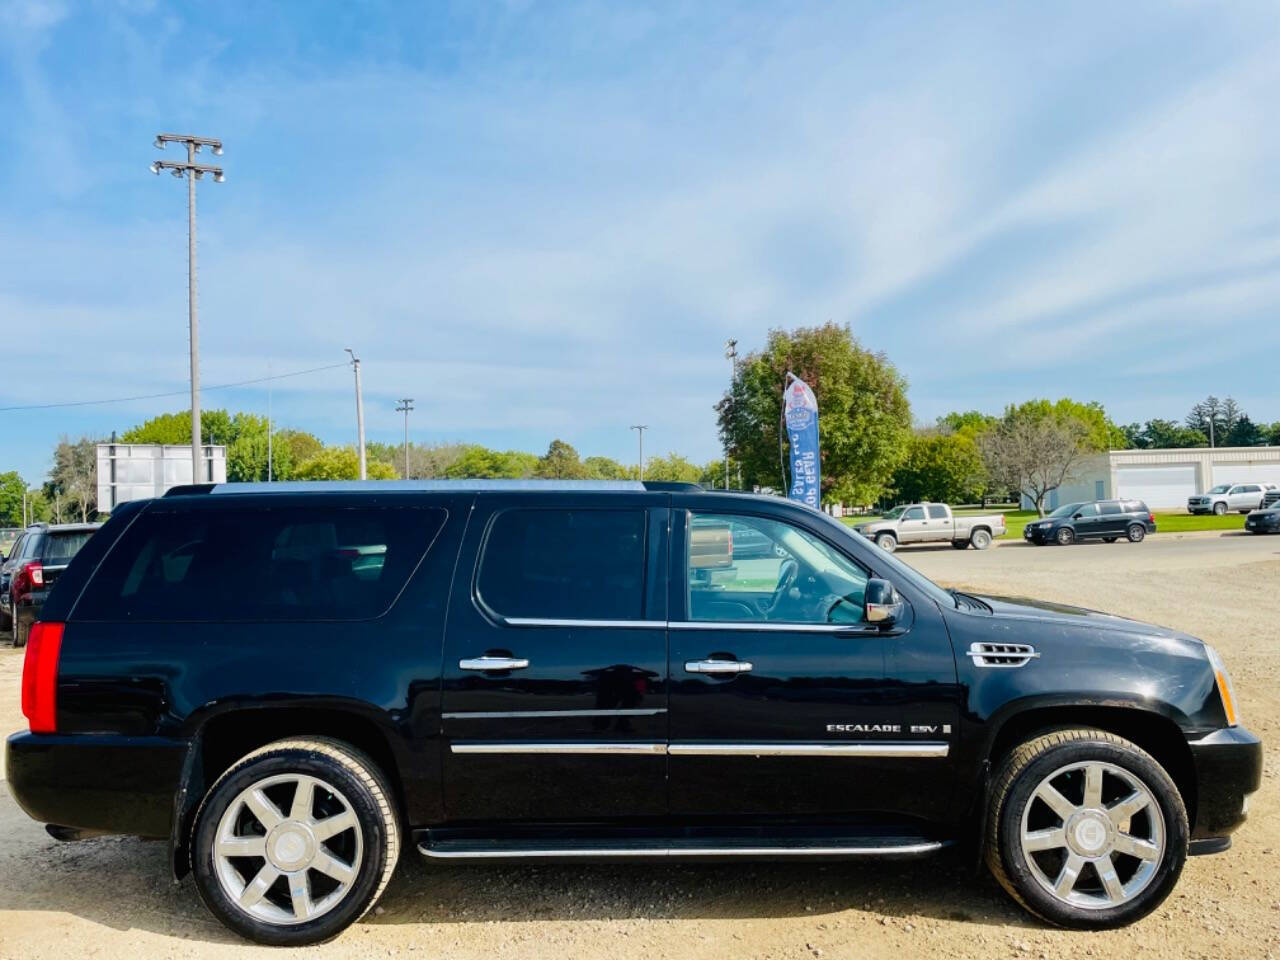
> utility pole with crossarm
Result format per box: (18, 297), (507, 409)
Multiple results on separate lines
(151, 133), (224, 483)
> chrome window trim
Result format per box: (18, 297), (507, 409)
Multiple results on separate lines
(450, 741), (666, 755)
(420, 841), (944, 859)
(443, 708), (666, 720)
(669, 620), (873, 634)
(502, 617), (666, 629)
(449, 741), (947, 758)
(667, 742), (949, 758)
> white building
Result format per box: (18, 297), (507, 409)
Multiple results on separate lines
(96, 443), (228, 511)
(1026, 446), (1280, 511)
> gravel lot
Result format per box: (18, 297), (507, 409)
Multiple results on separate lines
(1, 532), (1277, 959)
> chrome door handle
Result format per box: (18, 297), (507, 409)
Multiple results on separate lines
(684, 659), (753, 674)
(459, 656), (530, 671)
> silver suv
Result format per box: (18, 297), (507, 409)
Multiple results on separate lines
(1187, 483), (1277, 515)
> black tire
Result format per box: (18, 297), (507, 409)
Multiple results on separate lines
(1212, 502), (1227, 516)
(951, 540), (969, 550)
(1103, 537), (1118, 543)
(875, 532), (897, 553)
(13, 617), (27, 648)
(970, 529), (993, 550)
(986, 728), (1188, 929)
(1126, 524), (1145, 543)
(191, 737), (400, 946)
(1055, 527), (1075, 546)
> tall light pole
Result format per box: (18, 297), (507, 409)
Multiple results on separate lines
(151, 133), (224, 482)
(724, 338), (738, 490)
(395, 398), (414, 478)
(345, 348), (367, 480)
(630, 424), (648, 480)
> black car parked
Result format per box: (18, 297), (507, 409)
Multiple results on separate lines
(4, 522), (100, 646)
(1024, 499), (1156, 546)
(6, 481), (1259, 945)
(1244, 502), (1280, 534)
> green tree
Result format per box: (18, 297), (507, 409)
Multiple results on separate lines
(937, 410), (998, 438)
(48, 436), (100, 521)
(121, 408), (237, 446)
(891, 431), (986, 505)
(224, 414), (297, 481)
(979, 401), (1107, 516)
(294, 447), (397, 480)
(719, 323), (911, 504)
(583, 456), (633, 480)
(643, 452), (702, 483)
(1187, 396), (1245, 445)
(535, 439), (588, 479)
(277, 429), (325, 466)
(1226, 416), (1266, 447)
(444, 446), (538, 479)
(1125, 419), (1207, 449)
(0, 472), (29, 526)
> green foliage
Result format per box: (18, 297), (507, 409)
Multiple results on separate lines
(47, 436), (100, 521)
(121, 409), (238, 446)
(719, 323), (912, 504)
(583, 456), (633, 480)
(1120, 419), (1207, 449)
(642, 452), (702, 483)
(891, 431), (986, 504)
(0, 472), (28, 526)
(937, 410), (998, 438)
(536, 439), (588, 479)
(1225, 415), (1267, 447)
(444, 446), (538, 479)
(277, 429), (325, 465)
(293, 447), (397, 480)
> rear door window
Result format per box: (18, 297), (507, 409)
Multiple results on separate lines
(1099, 502), (1122, 515)
(476, 509), (647, 621)
(74, 505), (445, 622)
(926, 505), (948, 519)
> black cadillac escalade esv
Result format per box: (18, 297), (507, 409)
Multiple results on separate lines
(6, 481), (1261, 945)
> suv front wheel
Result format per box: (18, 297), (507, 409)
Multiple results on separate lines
(190, 737), (400, 946)
(986, 729), (1188, 929)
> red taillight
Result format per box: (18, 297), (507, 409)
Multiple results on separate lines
(21, 621), (63, 734)
(14, 561), (42, 597)
(1149, 513), (1156, 524)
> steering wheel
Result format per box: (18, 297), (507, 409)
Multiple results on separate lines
(767, 558), (799, 617)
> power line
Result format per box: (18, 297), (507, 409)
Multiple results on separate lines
(0, 361), (350, 413)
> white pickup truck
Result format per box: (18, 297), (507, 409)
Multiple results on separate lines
(854, 502), (1007, 552)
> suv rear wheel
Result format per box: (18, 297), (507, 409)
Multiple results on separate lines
(1126, 524), (1146, 543)
(191, 737), (400, 946)
(986, 729), (1187, 929)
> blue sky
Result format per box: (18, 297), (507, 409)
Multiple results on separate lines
(1, 0), (1278, 483)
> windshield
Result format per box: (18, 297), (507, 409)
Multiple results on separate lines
(881, 505), (906, 520)
(1047, 502), (1084, 518)
(811, 510), (956, 609)
(1208, 484), (1232, 494)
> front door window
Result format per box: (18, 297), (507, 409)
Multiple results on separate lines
(687, 512), (868, 625)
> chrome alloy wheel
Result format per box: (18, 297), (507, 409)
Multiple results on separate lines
(214, 773), (363, 926)
(1020, 761), (1165, 910)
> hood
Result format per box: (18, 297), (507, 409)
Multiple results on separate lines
(977, 593), (1196, 643)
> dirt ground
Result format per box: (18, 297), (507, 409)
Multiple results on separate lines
(1, 532), (1277, 959)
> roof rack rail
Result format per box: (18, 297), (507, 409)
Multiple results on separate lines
(164, 479), (707, 496)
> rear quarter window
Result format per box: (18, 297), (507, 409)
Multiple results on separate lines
(42, 531), (96, 564)
(73, 504), (445, 622)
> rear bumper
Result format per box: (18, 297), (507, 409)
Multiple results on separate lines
(5, 731), (188, 838)
(1188, 725), (1262, 841)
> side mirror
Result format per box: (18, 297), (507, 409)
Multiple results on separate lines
(1072, 513), (1083, 520)
(864, 578), (903, 625)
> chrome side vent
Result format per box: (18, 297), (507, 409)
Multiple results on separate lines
(966, 641), (1039, 668)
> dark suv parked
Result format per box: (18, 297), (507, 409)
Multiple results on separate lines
(4, 522), (100, 646)
(1023, 499), (1156, 546)
(6, 481), (1259, 945)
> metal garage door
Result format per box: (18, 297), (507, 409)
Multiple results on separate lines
(1114, 465), (1196, 509)
(1211, 463), (1280, 487)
